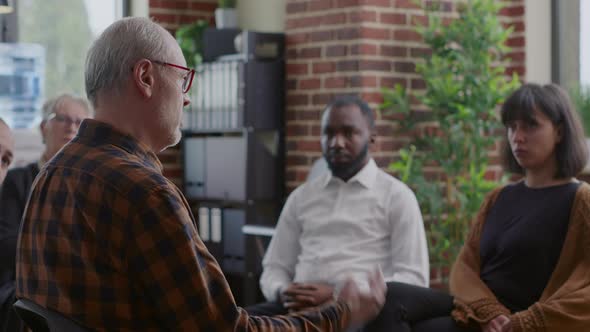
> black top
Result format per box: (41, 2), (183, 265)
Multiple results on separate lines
(479, 181), (580, 312)
(0, 162), (39, 305)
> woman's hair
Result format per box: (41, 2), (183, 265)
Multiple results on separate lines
(500, 83), (588, 178)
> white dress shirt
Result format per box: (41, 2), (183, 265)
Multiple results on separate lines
(260, 159), (429, 302)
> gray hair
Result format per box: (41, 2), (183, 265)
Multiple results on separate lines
(85, 17), (170, 107)
(42, 94), (91, 120)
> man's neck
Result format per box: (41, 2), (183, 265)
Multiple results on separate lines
(331, 158), (370, 182)
(93, 109), (158, 154)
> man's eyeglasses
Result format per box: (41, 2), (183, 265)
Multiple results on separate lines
(47, 113), (84, 127)
(152, 60), (195, 94)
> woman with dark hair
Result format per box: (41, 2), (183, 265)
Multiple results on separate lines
(386, 83), (590, 332)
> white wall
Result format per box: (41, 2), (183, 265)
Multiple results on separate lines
(237, 0), (286, 32)
(525, 0), (552, 84)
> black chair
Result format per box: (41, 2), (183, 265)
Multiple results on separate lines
(13, 299), (90, 332)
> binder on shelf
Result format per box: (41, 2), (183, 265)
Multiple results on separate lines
(222, 209), (245, 273)
(198, 207), (210, 241)
(210, 207), (222, 243)
(197, 205), (223, 260)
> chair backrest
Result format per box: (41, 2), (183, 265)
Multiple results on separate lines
(13, 299), (90, 332)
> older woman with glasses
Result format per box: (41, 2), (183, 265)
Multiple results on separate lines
(0, 93), (90, 332)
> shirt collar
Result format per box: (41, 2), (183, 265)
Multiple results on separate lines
(320, 158), (378, 189)
(74, 119), (163, 173)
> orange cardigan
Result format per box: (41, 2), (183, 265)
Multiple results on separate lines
(450, 182), (590, 332)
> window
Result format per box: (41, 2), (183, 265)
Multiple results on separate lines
(5, 0), (126, 167)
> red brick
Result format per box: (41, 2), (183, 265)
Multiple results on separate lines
(360, 60), (391, 71)
(411, 78), (426, 89)
(350, 10), (378, 23)
(312, 93), (335, 105)
(296, 110), (322, 121)
(286, 94), (309, 106)
(350, 76), (377, 88)
(311, 124), (322, 136)
(380, 13), (406, 25)
(287, 155), (310, 166)
(361, 0), (390, 6)
(308, 0), (332, 11)
(296, 140), (322, 152)
(151, 13), (177, 24)
(503, 21), (525, 32)
(311, 30), (334, 42)
(361, 92), (384, 104)
(499, 5), (525, 17)
(380, 77), (407, 88)
(156, 1), (189, 10)
(287, 124), (310, 136)
(361, 27), (390, 40)
(381, 45), (407, 57)
(286, 32), (309, 45)
(506, 51), (525, 62)
(337, 0), (361, 8)
(337, 60), (359, 71)
(505, 66), (525, 77)
(393, 29), (422, 42)
(326, 45), (348, 57)
(313, 62), (336, 74)
(325, 77), (348, 88)
(506, 36), (525, 47)
(322, 13), (347, 25)
(286, 169), (296, 182)
(337, 27), (360, 40)
(287, 2), (307, 14)
(300, 78), (322, 89)
(300, 47), (322, 58)
(188, 3), (217, 11)
(287, 63), (309, 75)
(351, 43), (378, 55)
(394, 0), (420, 10)
(394, 61), (416, 73)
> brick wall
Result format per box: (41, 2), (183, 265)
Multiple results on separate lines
(149, 0), (216, 31)
(284, 0), (525, 193)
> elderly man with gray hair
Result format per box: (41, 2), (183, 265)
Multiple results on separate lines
(14, 17), (385, 331)
(0, 94), (90, 332)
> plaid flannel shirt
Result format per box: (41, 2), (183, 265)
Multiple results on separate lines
(16, 119), (350, 331)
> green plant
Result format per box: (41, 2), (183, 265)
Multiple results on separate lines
(380, 0), (519, 272)
(570, 85), (590, 136)
(218, 0), (236, 9)
(175, 20), (208, 68)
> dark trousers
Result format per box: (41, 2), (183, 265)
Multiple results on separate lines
(246, 282), (479, 332)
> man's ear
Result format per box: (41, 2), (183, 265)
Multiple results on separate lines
(132, 59), (155, 98)
(369, 132), (376, 144)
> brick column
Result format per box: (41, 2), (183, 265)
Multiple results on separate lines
(284, 0), (525, 192)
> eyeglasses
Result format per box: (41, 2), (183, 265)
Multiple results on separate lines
(152, 60), (195, 94)
(47, 113), (84, 126)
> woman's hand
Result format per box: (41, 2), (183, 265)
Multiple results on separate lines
(482, 314), (512, 332)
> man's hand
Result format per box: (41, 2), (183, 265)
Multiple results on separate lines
(281, 282), (334, 311)
(482, 315), (512, 332)
(337, 269), (386, 329)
